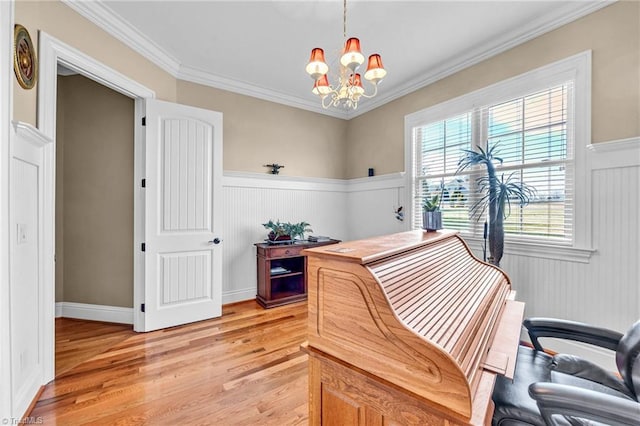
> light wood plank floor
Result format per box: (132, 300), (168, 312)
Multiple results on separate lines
(55, 318), (135, 377)
(32, 301), (309, 425)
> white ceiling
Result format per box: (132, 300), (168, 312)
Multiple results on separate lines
(65, 0), (610, 119)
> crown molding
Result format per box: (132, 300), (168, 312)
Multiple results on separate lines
(347, 0), (614, 119)
(177, 65), (347, 120)
(62, 0), (348, 119)
(62, 0), (612, 121)
(62, 0), (181, 76)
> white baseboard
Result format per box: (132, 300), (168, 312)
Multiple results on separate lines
(56, 302), (133, 324)
(222, 288), (256, 305)
(57, 293), (258, 324)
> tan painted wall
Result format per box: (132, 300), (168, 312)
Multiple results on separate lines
(346, 1), (640, 178)
(12, 0), (639, 308)
(177, 81), (348, 178)
(15, 0), (348, 179)
(13, 0), (176, 126)
(57, 74), (134, 308)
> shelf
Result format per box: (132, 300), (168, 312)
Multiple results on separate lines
(271, 290), (304, 300)
(270, 271), (303, 279)
(255, 239), (340, 309)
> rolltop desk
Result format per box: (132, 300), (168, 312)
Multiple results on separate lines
(302, 230), (524, 425)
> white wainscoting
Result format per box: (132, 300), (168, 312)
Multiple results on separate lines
(346, 173), (409, 240)
(221, 172), (349, 304)
(498, 138), (640, 369)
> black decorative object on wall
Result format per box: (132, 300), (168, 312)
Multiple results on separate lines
(264, 163), (285, 174)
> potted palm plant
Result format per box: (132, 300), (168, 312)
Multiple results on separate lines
(456, 144), (534, 267)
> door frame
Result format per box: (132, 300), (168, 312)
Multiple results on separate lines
(0, 0), (15, 417)
(37, 32), (155, 382)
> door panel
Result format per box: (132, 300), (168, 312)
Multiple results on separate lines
(143, 99), (223, 332)
(160, 251), (211, 303)
(161, 118), (212, 232)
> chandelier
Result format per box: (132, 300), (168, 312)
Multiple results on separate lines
(305, 0), (387, 110)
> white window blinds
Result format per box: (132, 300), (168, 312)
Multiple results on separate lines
(412, 112), (473, 232)
(411, 82), (574, 243)
(486, 84), (572, 241)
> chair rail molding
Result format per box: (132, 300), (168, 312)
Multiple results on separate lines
(223, 171), (347, 192)
(588, 137), (640, 170)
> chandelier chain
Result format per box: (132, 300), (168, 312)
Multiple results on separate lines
(343, 0), (347, 40)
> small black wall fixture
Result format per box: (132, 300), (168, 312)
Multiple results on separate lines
(264, 163), (285, 174)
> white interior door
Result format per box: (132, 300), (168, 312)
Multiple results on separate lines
(143, 99), (223, 332)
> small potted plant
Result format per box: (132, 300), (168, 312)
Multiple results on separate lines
(285, 221), (313, 240)
(262, 220), (313, 242)
(422, 194), (442, 231)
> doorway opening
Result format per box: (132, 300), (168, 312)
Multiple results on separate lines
(39, 31), (223, 385)
(54, 68), (136, 376)
(38, 32), (155, 384)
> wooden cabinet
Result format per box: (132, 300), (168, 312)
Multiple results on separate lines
(255, 239), (339, 308)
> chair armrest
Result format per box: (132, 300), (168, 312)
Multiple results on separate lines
(529, 382), (640, 426)
(523, 318), (623, 352)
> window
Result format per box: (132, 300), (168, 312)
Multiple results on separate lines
(486, 85), (571, 240)
(412, 113), (473, 233)
(405, 52), (592, 256)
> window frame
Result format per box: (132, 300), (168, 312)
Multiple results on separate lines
(404, 51), (593, 262)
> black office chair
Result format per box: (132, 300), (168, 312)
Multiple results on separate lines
(492, 318), (640, 425)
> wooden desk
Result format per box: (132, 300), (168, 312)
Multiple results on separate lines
(255, 239), (339, 308)
(303, 230), (524, 425)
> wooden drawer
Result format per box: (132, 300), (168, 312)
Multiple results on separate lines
(267, 246), (304, 258)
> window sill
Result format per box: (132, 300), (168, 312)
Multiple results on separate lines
(461, 235), (595, 264)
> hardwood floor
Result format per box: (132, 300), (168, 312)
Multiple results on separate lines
(32, 301), (309, 425)
(55, 318), (135, 377)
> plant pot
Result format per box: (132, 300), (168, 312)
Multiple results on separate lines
(268, 233), (291, 242)
(422, 211), (442, 232)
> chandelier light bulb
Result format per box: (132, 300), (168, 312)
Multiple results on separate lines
(312, 75), (332, 97)
(305, 48), (329, 80)
(364, 54), (387, 84)
(340, 38), (365, 72)
(351, 74), (365, 97)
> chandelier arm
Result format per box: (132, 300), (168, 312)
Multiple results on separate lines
(359, 82), (379, 99)
(321, 90), (340, 109)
